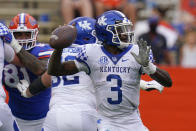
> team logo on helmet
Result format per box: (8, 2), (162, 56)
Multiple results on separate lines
(29, 18), (37, 26)
(98, 16), (107, 26)
(78, 21), (92, 30)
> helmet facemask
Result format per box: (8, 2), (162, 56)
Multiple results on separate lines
(106, 21), (134, 49)
(9, 13), (39, 50)
(11, 28), (38, 50)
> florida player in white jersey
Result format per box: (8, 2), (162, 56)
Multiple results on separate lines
(3, 13), (53, 131)
(47, 10), (172, 131)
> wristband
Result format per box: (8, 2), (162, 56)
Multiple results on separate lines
(142, 62), (156, 75)
(29, 77), (47, 95)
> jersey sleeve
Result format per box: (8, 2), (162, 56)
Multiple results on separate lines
(149, 49), (154, 63)
(31, 44), (53, 59)
(4, 43), (15, 63)
(75, 45), (91, 74)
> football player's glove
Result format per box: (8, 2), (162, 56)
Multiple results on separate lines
(131, 39), (156, 75)
(16, 80), (30, 98)
(140, 80), (164, 93)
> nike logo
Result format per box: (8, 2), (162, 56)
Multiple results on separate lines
(122, 59), (128, 62)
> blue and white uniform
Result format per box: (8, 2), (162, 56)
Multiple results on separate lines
(3, 43), (53, 131)
(43, 45), (97, 131)
(0, 38), (20, 131)
(75, 44), (149, 131)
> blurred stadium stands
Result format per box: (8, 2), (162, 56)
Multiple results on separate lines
(0, 0), (61, 42)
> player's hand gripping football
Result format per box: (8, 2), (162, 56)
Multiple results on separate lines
(131, 39), (151, 67)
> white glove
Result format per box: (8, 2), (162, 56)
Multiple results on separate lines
(16, 80), (30, 98)
(131, 39), (156, 75)
(10, 33), (22, 53)
(140, 80), (164, 93)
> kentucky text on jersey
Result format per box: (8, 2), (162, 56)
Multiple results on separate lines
(100, 66), (131, 73)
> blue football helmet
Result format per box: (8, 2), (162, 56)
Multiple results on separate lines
(95, 10), (134, 49)
(68, 17), (97, 45)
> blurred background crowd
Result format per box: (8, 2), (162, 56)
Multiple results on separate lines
(0, 0), (196, 67)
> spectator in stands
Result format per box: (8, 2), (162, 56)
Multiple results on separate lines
(180, 29), (196, 67)
(61, 0), (93, 24)
(94, 0), (136, 25)
(139, 16), (172, 65)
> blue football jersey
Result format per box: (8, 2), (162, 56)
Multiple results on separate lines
(3, 43), (53, 120)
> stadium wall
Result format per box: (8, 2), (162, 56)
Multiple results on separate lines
(140, 66), (196, 131)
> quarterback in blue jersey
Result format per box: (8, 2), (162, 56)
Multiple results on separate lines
(47, 10), (172, 131)
(3, 13), (52, 131)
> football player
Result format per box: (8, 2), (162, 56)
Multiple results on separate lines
(3, 13), (53, 131)
(0, 22), (20, 131)
(19, 17), (98, 131)
(47, 10), (172, 131)
(16, 16), (163, 131)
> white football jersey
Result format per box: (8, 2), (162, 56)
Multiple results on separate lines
(75, 44), (143, 118)
(50, 46), (96, 111)
(0, 39), (15, 101)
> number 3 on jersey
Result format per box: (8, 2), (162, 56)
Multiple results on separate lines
(107, 74), (122, 104)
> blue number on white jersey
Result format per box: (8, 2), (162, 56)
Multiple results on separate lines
(107, 74), (122, 104)
(52, 55), (79, 87)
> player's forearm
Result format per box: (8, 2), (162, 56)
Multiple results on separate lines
(48, 49), (64, 76)
(48, 49), (79, 76)
(24, 76), (48, 97)
(17, 48), (47, 75)
(150, 67), (172, 87)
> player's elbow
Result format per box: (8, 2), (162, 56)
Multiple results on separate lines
(163, 77), (172, 87)
(37, 69), (47, 76)
(47, 69), (56, 76)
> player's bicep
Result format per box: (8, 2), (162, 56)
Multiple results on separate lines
(4, 43), (15, 63)
(62, 61), (79, 75)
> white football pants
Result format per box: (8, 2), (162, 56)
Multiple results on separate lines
(15, 117), (45, 131)
(43, 105), (97, 131)
(97, 109), (149, 131)
(0, 102), (20, 131)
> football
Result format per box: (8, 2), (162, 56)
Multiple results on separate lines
(49, 25), (77, 49)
